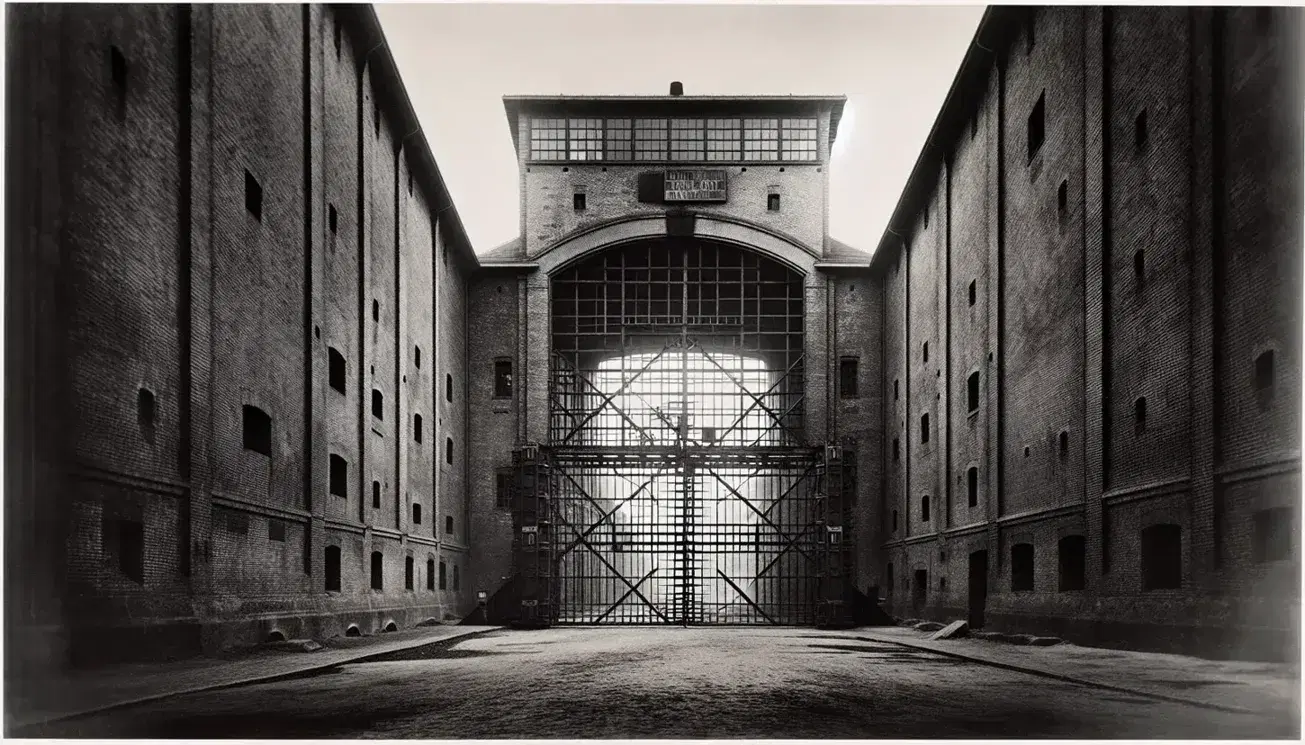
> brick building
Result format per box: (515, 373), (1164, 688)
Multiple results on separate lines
(7, 3), (480, 675)
(5, 2), (1301, 681)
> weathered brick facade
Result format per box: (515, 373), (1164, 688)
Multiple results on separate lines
(6, 4), (480, 674)
(875, 6), (1302, 661)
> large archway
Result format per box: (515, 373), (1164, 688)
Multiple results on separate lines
(543, 237), (825, 625)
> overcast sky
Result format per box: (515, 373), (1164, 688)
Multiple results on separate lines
(377, 2), (985, 256)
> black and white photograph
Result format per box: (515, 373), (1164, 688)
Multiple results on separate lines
(4, 1), (1303, 739)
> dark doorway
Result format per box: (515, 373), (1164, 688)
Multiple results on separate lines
(968, 550), (988, 629)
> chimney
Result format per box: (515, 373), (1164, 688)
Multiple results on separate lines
(669, 81), (684, 96)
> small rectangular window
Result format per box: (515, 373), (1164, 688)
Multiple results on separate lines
(967, 371), (980, 413)
(1057, 180), (1067, 213)
(1027, 92), (1045, 163)
(892, 438), (900, 462)
(329, 454), (347, 497)
(413, 503), (422, 525)
(839, 358), (859, 399)
(242, 405), (272, 456)
(1253, 507), (1292, 563)
(268, 518), (286, 542)
(767, 193), (781, 212)
(372, 480), (380, 509)
(109, 45), (128, 120)
(445, 515), (454, 535)
(1134, 109), (1148, 151)
(245, 170), (263, 221)
(445, 437), (453, 465)
(372, 389), (384, 420)
(116, 518), (145, 584)
(920, 413), (930, 444)
(414, 413), (423, 444)
(1011, 543), (1034, 591)
(328, 348), (346, 393)
(968, 280), (976, 307)
(329, 204), (338, 234)
(573, 192), (587, 211)
(496, 469), (514, 511)
(494, 359), (513, 399)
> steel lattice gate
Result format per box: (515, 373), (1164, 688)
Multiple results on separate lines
(511, 239), (854, 627)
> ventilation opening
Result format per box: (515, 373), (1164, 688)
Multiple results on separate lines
(1141, 524), (1181, 590)
(892, 438), (900, 463)
(329, 203), (338, 234)
(426, 558), (436, 590)
(325, 545), (341, 592)
(968, 279), (976, 307)
(329, 454), (347, 497)
(1058, 535), (1086, 591)
(372, 389), (384, 420)
(966, 371), (980, 413)
(414, 414), (423, 444)
(439, 560), (447, 590)
(370, 551), (383, 590)
(1253, 507), (1292, 563)
(244, 170), (262, 221)
(115, 517), (145, 584)
(494, 359), (513, 399)
(1027, 91), (1045, 163)
(137, 388), (156, 442)
(445, 373), (453, 402)
(894, 379), (900, 400)
(922, 341), (929, 363)
(967, 466), (978, 507)
(1134, 250), (1145, 288)
(1024, 445), (1031, 458)
(1134, 109), (1148, 151)
(1011, 543), (1034, 592)
(372, 299), (379, 322)
(1057, 179), (1067, 213)
(839, 357), (859, 398)
(1255, 350), (1276, 408)
(268, 518), (286, 542)
(1059, 430), (1070, 458)
(415, 345), (421, 369)
(445, 515), (454, 535)
(109, 45), (128, 119)
(767, 193), (781, 211)
(265, 630), (286, 643)
(920, 495), (930, 522)
(920, 413), (930, 444)
(328, 348), (346, 393)
(573, 192), (587, 211)
(383, 621), (397, 633)
(372, 480), (380, 509)
(242, 405), (272, 456)
(345, 624), (361, 637)
(1134, 396), (1147, 434)
(892, 510), (898, 532)
(412, 503), (422, 525)
(445, 438), (453, 465)
(405, 557), (414, 590)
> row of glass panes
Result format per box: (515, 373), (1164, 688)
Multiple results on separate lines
(529, 117), (819, 162)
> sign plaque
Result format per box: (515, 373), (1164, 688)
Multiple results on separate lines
(664, 169), (728, 202)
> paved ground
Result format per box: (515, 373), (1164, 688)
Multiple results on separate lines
(17, 627), (1299, 739)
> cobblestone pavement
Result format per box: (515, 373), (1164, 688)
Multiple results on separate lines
(19, 627), (1299, 739)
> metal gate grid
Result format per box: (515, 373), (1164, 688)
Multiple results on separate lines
(519, 238), (841, 626)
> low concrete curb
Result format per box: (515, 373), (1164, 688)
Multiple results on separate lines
(858, 631), (1261, 716)
(13, 626), (503, 731)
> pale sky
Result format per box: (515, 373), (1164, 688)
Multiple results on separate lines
(377, 2), (985, 256)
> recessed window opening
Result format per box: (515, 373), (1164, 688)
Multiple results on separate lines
(137, 388), (156, 441)
(372, 480), (380, 509)
(913, 569), (928, 603)
(496, 469), (514, 511)
(494, 359), (513, 399)
(920, 495), (930, 522)
(439, 560), (447, 589)
(1141, 524), (1181, 590)
(329, 204), (338, 234)
(414, 414), (423, 443)
(1134, 109), (1148, 151)
(920, 413), (930, 444)
(445, 373), (453, 402)
(839, 358), (859, 398)
(894, 379), (900, 400)
(968, 280), (976, 307)
(405, 556), (414, 590)
(415, 346), (422, 369)
(1027, 92), (1046, 163)
(372, 300), (379, 322)
(445, 437), (453, 465)
(109, 45), (128, 119)
(1252, 507), (1292, 563)
(245, 170), (263, 221)
(453, 565), (460, 591)
(242, 405), (272, 456)
(328, 348), (346, 393)
(573, 192), (587, 210)
(923, 341), (929, 363)
(1011, 543), (1034, 591)
(966, 371), (980, 413)
(329, 454), (347, 498)
(1057, 180), (1067, 213)
(1059, 430), (1070, 458)
(413, 503), (422, 525)
(767, 194), (781, 211)
(445, 515), (454, 535)
(325, 545), (341, 592)
(886, 563), (894, 595)
(1058, 535), (1086, 591)
(268, 518), (286, 542)
(1134, 396), (1147, 433)
(892, 510), (899, 532)
(426, 558), (436, 590)
(333, 17), (342, 58)
(1134, 250), (1145, 288)
(115, 517), (145, 584)
(372, 390), (384, 420)
(892, 438), (900, 462)
(967, 467), (978, 507)
(370, 551), (383, 590)
(1255, 350), (1275, 407)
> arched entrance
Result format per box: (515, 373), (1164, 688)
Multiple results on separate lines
(541, 237), (826, 625)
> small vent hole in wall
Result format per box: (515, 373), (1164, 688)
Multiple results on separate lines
(1027, 91), (1045, 163)
(968, 280), (976, 307)
(137, 388), (156, 442)
(1059, 430), (1069, 458)
(329, 204), (338, 234)
(1134, 109), (1148, 151)
(384, 621), (398, 633)
(244, 170), (262, 221)
(1134, 397), (1148, 433)
(345, 625), (361, 637)
(1057, 180), (1067, 213)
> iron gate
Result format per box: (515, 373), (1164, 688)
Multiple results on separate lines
(511, 239), (853, 627)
